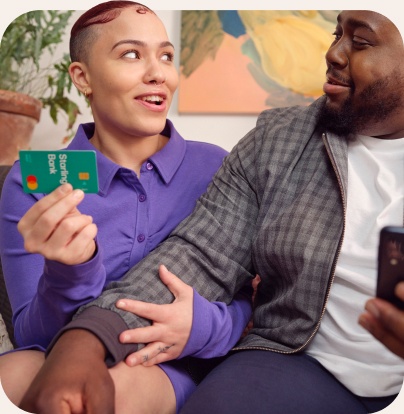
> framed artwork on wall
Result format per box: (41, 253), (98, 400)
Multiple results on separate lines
(178, 10), (340, 114)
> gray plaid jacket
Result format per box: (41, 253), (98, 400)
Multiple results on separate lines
(77, 95), (349, 354)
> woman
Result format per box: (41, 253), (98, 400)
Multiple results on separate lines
(0, 2), (252, 413)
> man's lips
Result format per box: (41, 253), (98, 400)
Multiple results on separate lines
(323, 74), (352, 95)
(326, 74), (351, 87)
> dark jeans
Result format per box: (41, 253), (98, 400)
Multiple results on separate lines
(181, 350), (397, 414)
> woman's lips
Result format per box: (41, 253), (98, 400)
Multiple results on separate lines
(135, 94), (167, 112)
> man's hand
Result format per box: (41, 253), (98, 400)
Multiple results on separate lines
(19, 329), (114, 414)
(359, 282), (404, 358)
(18, 183), (97, 265)
(116, 264), (193, 367)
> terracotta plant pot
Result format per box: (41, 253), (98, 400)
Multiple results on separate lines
(0, 90), (42, 165)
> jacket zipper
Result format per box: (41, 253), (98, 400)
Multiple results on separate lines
(232, 132), (347, 354)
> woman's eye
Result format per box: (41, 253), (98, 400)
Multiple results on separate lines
(161, 52), (174, 62)
(123, 50), (139, 59)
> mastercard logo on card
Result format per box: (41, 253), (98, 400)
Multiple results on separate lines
(26, 175), (38, 191)
(19, 150), (99, 194)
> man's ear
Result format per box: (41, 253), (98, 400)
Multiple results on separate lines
(69, 62), (92, 96)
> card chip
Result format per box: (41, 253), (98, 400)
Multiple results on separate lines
(79, 172), (90, 180)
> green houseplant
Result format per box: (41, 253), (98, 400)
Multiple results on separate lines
(0, 10), (86, 165)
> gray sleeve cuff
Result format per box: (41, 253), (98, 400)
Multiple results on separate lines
(46, 306), (138, 367)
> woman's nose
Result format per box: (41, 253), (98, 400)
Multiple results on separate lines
(144, 60), (166, 85)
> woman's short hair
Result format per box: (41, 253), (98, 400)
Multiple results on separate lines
(70, 1), (154, 63)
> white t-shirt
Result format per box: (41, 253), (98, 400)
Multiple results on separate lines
(306, 134), (404, 397)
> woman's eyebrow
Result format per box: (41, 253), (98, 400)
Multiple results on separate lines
(111, 39), (175, 51)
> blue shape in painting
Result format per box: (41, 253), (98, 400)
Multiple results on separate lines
(217, 11), (245, 38)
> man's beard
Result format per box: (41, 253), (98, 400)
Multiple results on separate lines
(318, 73), (403, 138)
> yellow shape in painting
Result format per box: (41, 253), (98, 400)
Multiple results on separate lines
(239, 11), (334, 96)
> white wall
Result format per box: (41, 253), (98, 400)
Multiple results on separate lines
(30, 10), (258, 153)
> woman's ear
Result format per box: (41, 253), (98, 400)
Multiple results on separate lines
(69, 62), (92, 97)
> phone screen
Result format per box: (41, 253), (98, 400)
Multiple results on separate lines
(377, 226), (404, 310)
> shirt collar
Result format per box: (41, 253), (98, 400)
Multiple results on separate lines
(66, 120), (186, 194)
(148, 119), (186, 185)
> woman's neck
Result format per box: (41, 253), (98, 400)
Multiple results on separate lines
(90, 130), (168, 176)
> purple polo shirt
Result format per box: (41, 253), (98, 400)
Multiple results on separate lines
(0, 120), (238, 349)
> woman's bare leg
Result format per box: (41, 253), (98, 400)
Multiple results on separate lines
(109, 362), (176, 414)
(0, 350), (45, 406)
(1, 350), (176, 413)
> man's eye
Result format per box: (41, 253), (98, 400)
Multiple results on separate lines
(352, 37), (370, 48)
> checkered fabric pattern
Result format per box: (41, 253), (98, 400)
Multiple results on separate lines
(77, 96), (349, 353)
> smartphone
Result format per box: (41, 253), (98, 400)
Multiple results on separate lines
(376, 226), (404, 310)
(19, 150), (99, 194)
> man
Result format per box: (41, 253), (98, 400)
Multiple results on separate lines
(20, 10), (404, 414)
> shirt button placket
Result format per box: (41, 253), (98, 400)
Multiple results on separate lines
(135, 168), (149, 248)
(137, 192), (147, 244)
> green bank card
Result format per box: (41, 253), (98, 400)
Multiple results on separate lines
(19, 150), (99, 194)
